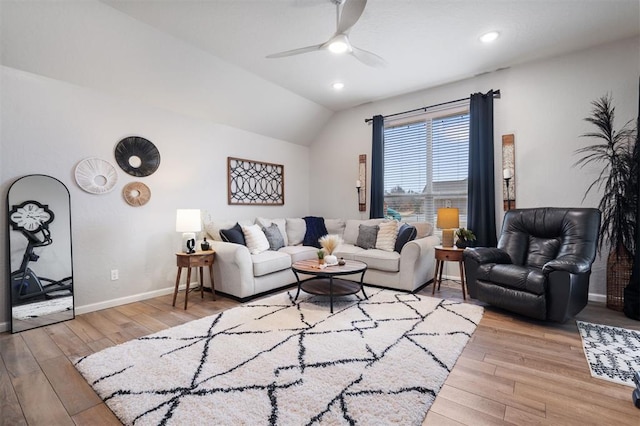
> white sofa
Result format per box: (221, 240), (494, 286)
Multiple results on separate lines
(202, 214), (439, 301)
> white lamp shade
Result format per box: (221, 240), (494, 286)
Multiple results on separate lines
(176, 209), (202, 233)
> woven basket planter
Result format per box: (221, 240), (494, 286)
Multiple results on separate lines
(606, 247), (633, 311)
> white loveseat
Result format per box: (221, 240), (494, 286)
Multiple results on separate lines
(202, 214), (439, 301)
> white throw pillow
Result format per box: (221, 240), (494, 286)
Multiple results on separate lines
(242, 224), (270, 254)
(286, 218), (306, 246)
(375, 220), (399, 252)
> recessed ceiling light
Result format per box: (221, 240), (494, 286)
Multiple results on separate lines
(332, 82), (345, 90)
(480, 31), (500, 43)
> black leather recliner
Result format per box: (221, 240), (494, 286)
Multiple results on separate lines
(463, 207), (600, 322)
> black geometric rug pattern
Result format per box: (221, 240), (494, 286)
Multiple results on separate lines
(74, 288), (483, 425)
(577, 321), (640, 387)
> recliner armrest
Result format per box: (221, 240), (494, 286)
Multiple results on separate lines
(463, 247), (512, 265)
(543, 255), (592, 274)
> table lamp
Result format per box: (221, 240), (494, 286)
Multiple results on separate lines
(176, 209), (201, 254)
(437, 207), (459, 248)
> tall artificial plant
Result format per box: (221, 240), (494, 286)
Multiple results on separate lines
(574, 94), (638, 257)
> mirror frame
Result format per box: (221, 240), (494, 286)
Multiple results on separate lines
(7, 174), (75, 333)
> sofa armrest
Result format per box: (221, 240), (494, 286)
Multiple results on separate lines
(398, 235), (439, 289)
(543, 255), (592, 275)
(209, 240), (256, 298)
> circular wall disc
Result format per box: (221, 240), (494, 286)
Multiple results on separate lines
(75, 157), (118, 194)
(122, 182), (151, 207)
(115, 136), (161, 177)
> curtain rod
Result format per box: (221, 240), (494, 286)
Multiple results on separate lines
(364, 89), (501, 123)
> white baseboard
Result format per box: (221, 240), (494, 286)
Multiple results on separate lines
(75, 284), (189, 315)
(0, 284), (193, 333)
(587, 293), (606, 304)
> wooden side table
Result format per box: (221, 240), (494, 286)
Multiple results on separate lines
(173, 250), (216, 310)
(432, 246), (466, 300)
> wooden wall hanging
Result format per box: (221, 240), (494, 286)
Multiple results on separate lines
(358, 154), (366, 212)
(502, 134), (516, 210)
(227, 157), (284, 205)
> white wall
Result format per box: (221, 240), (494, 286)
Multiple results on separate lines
(0, 0), (332, 146)
(0, 67), (311, 331)
(310, 36), (640, 298)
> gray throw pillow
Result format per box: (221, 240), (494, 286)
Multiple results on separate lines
(262, 223), (285, 251)
(356, 224), (379, 249)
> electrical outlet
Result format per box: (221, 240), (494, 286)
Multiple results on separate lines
(111, 269), (119, 281)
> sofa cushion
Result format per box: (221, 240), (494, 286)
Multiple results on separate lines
(357, 224), (379, 249)
(354, 249), (401, 272)
(219, 223), (246, 246)
(395, 223), (417, 252)
(408, 221), (433, 239)
(279, 245), (318, 263)
(251, 250), (292, 277)
(242, 224), (270, 254)
(375, 220), (398, 252)
(256, 217), (288, 246)
(332, 244), (365, 260)
(286, 218), (306, 245)
(262, 223), (285, 251)
(303, 216), (328, 248)
(325, 218), (346, 236)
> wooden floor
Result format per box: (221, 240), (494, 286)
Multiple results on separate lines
(1, 281), (639, 425)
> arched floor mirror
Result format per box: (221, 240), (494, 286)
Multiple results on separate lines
(7, 175), (74, 333)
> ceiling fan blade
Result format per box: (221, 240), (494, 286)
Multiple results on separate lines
(337, 0), (367, 34)
(266, 44), (324, 59)
(351, 46), (386, 68)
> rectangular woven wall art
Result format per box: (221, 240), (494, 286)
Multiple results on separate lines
(227, 157), (284, 205)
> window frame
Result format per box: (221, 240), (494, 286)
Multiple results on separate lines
(382, 103), (470, 231)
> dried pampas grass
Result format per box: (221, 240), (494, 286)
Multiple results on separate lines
(319, 234), (343, 255)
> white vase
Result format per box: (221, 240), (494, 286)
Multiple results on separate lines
(325, 255), (338, 265)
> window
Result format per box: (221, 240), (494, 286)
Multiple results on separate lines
(383, 105), (470, 229)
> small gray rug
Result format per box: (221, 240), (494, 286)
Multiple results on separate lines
(576, 320), (640, 387)
(75, 288), (483, 425)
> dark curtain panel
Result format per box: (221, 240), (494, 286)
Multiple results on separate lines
(370, 115), (385, 219)
(468, 91), (498, 247)
(623, 79), (639, 320)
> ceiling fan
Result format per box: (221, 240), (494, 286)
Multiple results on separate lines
(266, 0), (386, 68)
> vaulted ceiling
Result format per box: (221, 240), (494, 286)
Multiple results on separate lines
(103, 0), (640, 111)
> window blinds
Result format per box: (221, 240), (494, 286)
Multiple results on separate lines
(383, 111), (470, 227)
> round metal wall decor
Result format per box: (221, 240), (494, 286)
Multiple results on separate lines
(115, 136), (161, 177)
(75, 157), (118, 194)
(122, 182), (151, 207)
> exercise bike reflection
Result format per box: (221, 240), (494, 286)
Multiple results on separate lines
(11, 223), (73, 305)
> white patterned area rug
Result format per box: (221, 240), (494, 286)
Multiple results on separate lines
(577, 321), (640, 387)
(75, 289), (483, 425)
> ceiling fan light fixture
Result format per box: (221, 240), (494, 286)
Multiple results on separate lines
(327, 34), (352, 54)
(480, 31), (500, 43)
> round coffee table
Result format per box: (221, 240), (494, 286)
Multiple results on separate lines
(291, 259), (368, 313)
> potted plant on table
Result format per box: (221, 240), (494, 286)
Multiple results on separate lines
(455, 228), (476, 249)
(573, 94), (638, 311)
